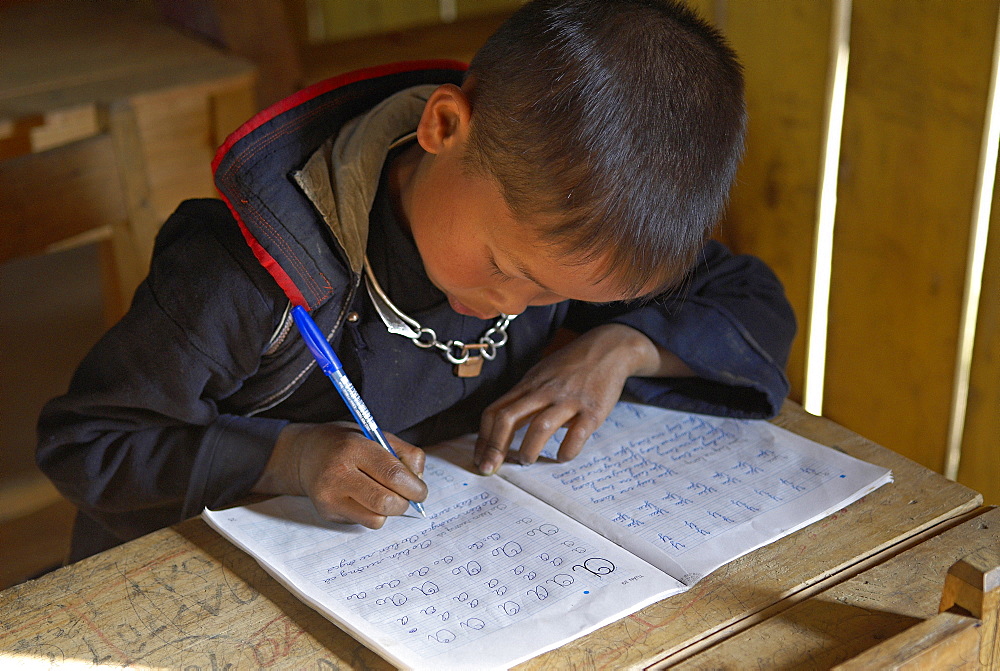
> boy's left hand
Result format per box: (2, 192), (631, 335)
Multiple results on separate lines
(473, 324), (694, 475)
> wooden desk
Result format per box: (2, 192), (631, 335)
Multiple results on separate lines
(670, 506), (1000, 669)
(0, 0), (256, 320)
(0, 405), (982, 669)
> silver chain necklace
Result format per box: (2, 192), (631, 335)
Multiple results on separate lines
(363, 254), (517, 377)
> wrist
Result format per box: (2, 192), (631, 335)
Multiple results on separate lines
(590, 324), (695, 378)
(255, 423), (310, 496)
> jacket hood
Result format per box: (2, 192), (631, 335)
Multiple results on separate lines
(212, 61), (466, 311)
(292, 85), (436, 277)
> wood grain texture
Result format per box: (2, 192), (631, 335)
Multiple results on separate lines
(832, 612), (981, 670)
(715, 0), (833, 404)
(825, 0), (999, 473)
(958, 152), (1000, 506)
(0, 136), (124, 262)
(0, 404), (980, 669)
(670, 507), (1000, 670)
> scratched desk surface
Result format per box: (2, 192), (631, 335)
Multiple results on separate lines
(668, 505), (999, 669)
(0, 404), (982, 669)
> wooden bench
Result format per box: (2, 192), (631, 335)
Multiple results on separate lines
(0, 0), (256, 321)
(839, 544), (999, 670)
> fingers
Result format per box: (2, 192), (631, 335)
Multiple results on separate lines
(514, 405), (575, 464)
(299, 424), (428, 527)
(476, 394), (604, 473)
(393, 441), (427, 480)
(474, 390), (545, 475)
(358, 440), (428, 504)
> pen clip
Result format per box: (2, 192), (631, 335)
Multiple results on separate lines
(291, 305), (342, 375)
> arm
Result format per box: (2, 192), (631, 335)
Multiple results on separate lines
(37, 200), (426, 554)
(474, 241), (796, 474)
(36, 201), (290, 549)
(593, 239), (796, 417)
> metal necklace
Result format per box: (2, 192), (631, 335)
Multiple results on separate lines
(363, 255), (517, 377)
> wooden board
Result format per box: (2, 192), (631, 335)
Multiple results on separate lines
(300, 12), (510, 84)
(0, 136), (124, 262)
(0, 404), (980, 669)
(715, 0), (833, 404)
(667, 506), (1000, 669)
(958, 153), (1000, 506)
(0, 1), (255, 122)
(824, 0), (999, 473)
(1, 0), (257, 319)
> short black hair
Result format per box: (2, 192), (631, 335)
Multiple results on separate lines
(464, 0), (746, 297)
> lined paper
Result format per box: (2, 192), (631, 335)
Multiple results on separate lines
(204, 455), (683, 670)
(500, 402), (893, 583)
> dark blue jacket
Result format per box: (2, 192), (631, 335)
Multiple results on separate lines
(37, 63), (796, 561)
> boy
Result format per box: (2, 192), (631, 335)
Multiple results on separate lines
(37, 0), (796, 562)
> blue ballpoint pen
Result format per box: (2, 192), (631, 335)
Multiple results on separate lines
(290, 305), (427, 518)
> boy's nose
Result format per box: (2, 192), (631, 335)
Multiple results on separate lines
(494, 297), (529, 317)
(492, 285), (560, 316)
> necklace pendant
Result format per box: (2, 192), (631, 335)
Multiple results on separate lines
(454, 343), (488, 378)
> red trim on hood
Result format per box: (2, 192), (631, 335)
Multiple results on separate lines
(210, 60), (468, 308)
(223, 198), (310, 308)
(211, 59), (468, 174)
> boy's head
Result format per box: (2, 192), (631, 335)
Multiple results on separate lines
(462, 0), (746, 297)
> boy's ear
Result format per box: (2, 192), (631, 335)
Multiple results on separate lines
(416, 83), (472, 155)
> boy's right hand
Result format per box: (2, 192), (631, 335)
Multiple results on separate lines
(255, 422), (428, 529)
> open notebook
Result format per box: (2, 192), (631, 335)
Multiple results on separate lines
(204, 401), (892, 670)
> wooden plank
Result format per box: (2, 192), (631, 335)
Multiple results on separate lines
(824, 0), (999, 473)
(958, 154), (1000, 506)
(0, 115), (43, 161)
(0, 135), (124, 263)
(833, 612), (981, 670)
(0, 1), (256, 120)
(668, 507), (1000, 669)
(129, 87), (231, 222)
(210, 0), (299, 109)
(301, 12), (511, 83)
(716, 0), (833, 403)
(0, 404), (977, 669)
(210, 83), (259, 150)
(939, 547), (1000, 669)
(106, 100), (159, 313)
(106, 73), (255, 309)
(314, 0), (440, 43)
(29, 104), (102, 153)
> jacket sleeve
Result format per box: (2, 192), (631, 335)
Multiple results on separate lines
(564, 240), (797, 418)
(36, 200), (289, 551)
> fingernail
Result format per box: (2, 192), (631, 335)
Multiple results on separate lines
(479, 457), (498, 475)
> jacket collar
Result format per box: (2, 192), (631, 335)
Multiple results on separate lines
(292, 85), (434, 276)
(212, 62), (466, 310)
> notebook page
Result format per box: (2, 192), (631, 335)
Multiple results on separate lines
(204, 454), (684, 670)
(499, 402), (893, 585)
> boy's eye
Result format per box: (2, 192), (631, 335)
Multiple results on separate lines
(488, 255), (513, 283)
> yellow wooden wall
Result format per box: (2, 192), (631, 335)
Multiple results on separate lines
(695, 0), (1000, 504)
(298, 0), (524, 43)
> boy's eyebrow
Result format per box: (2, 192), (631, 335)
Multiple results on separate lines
(509, 255), (558, 294)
